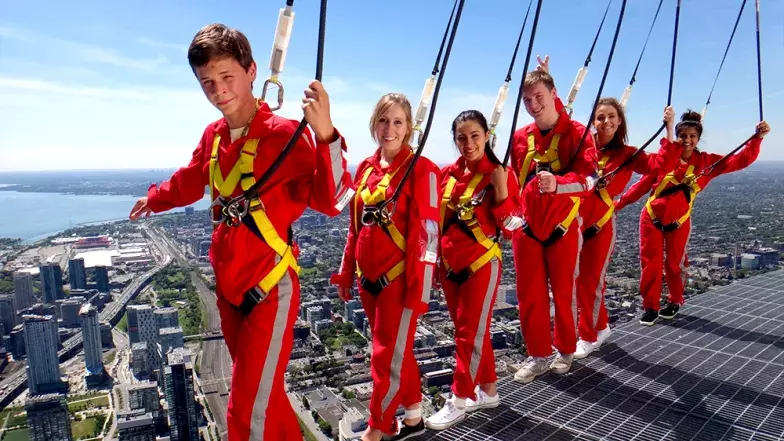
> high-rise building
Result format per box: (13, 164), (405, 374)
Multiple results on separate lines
(128, 305), (158, 375)
(68, 258), (87, 290)
(39, 264), (64, 304)
(23, 315), (62, 394)
(154, 307), (179, 330)
(127, 381), (164, 430)
(25, 393), (72, 441)
(80, 304), (104, 376)
(94, 265), (110, 292)
(117, 409), (156, 441)
(13, 271), (34, 310)
(0, 295), (16, 335)
(131, 342), (150, 376)
(164, 348), (199, 441)
(158, 327), (184, 356)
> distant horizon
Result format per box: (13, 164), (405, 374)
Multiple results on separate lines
(2, 159), (784, 174)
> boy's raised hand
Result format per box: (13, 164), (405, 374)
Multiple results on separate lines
(302, 80), (337, 143)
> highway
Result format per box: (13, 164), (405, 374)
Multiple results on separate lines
(0, 224), (171, 407)
(149, 226), (233, 440)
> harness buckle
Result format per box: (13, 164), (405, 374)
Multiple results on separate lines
(535, 162), (553, 175)
(223, 197), (250, 227)
(261, 78), (285, 111)
(361, 203), (395, 227)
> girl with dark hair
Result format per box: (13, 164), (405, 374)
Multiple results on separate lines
(616, 111), (770, 326)
(574, 99), (682, 359)
(425, 110), (523, 430)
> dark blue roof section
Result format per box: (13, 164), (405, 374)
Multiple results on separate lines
(412, 270), (784, 440)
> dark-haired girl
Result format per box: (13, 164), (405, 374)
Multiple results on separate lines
(616, 111), (770, 326)
(425, 110), (522, 431)
(574, 100), (681, 358)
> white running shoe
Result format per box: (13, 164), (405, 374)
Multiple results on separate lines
(550, 352), (574, 374)
(574, 339), (595, 359)
(513, 357), (549, 384)
(465, 387), (500, 412)
(596, 326), (612, 347)
(425, 396), (466, 431)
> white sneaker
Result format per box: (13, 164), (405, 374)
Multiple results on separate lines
(465, 387), (500, 412)
(596, 326), (612, 347)
(574, 339), (594, 359)
(550, 352), (574, 374)
(425, 396), (466, 431)
(513, 357), (549, 384)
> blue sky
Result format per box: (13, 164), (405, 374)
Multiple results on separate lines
(1, 0), (782, 171)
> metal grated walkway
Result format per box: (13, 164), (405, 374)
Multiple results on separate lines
(412, 270), (784, 440)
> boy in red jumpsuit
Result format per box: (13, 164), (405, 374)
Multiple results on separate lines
(509, 70), (597, 384)
(616, 110), (770, 326)
(129, 24), (353, 441)
(425, 110), (523, 431)
(331, 93), (440, 441)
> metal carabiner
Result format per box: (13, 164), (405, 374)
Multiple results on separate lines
(209, 197), (227, 226)
(223, 197), (250, 228)
(261, 77), (285, 111)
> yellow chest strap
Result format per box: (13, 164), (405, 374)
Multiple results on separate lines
(353, 165), (407, 253)
(645, 164), (702, 225)
(519, 132), (562, 185)
(440, 174), (495, 249)
(209, 133), (300, 294)
(589, 153), (615, 232)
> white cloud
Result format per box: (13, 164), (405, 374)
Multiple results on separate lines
(136, 37), (188, 53)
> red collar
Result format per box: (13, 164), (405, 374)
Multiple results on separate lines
(213, 99), (273, 143)
(369, 146), (414, 172)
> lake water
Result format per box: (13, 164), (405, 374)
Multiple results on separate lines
(0, 191), (211, 243)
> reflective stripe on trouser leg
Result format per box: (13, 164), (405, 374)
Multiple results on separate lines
(577, 217), (616, 343)
(664, 217), (692, 306)
(639, 208), (665, 311)
(451, 258), (501, 399)
(546, 220), (581, 356)
(226, 267), (302, 441)
(513, 232), (551, 358)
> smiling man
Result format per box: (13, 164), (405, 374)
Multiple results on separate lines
(509, 69), (597, 384)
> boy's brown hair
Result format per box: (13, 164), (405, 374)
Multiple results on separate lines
(187, 23), (254, 71)
(524, 70), (556, 91)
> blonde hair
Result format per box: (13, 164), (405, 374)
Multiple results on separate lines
(369, 93), (413, 144)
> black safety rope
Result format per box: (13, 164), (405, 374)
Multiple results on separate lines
(223, 0), (326, 223)
(584, 0), (613, 68)
(628, 0), (664, 90)
(381, 0), (466, 207)
(502, 0), (544, 166)
(600, 0), (680, 184)
(432, 0), (459, 77)
(694, 0), (764, 180)
(505, 0), (534, 83)
(565, 0), (628, 170)
(703, 0), (747, 116)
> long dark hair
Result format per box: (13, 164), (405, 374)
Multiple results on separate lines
(594, 97), (628, 150)
(675, 109), (703, 139)
(450, 110), (502, 165)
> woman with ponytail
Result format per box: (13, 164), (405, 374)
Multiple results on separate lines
(574, 98), (681, 359)
(425, 110), (522, 431)
(616, 111), (770, 326)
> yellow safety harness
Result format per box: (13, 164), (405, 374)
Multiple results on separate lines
(519, 133), (581, 246)
(352, 159), (410, 295)
(645, 164), (701, 232)
(209, 134), (300, 311)
(440, 173), (502, 284)
(583, 152), (615, 239)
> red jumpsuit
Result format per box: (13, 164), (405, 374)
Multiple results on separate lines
(146, 101), (353, 441)
(616, 137), (762, 311)
(331, 148), (441, 435)
(439, 154), (521, 399)
(577, 139), (681, 342)
(510, 114), (597, 358)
